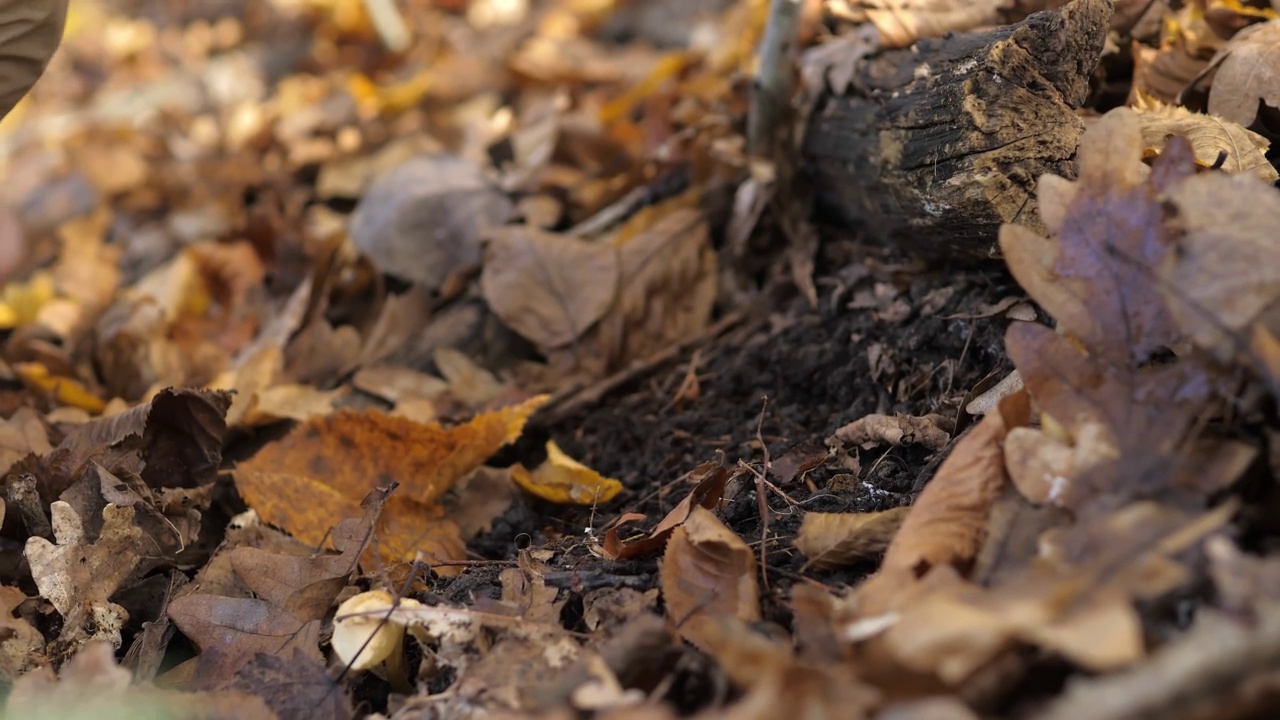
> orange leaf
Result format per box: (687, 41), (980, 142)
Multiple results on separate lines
(234, 395), (546, 566)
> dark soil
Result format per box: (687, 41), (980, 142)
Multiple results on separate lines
(443, 240), (1023, 622)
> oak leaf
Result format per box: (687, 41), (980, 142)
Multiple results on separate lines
(1001, 106), (1189, 365)
(1156, 170), (1280, 390)
(26, 502), (142, 652)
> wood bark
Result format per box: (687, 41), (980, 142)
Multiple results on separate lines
(801, 0), (1113, 260)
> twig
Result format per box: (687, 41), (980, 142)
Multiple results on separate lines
(428, 559), (518, 568)
(753, 398), (773, 592)
(363, 0), (411, 53)
(539, 311), (749, 424)
(747, 0), (803, 157)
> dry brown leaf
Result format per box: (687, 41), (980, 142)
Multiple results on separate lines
(660, 506), (761, 652)
(1129, 3), (1223, 105)
(440, 466), (517, 541)
(51, 208), (121, 334)
(0, 0), (67, 121)
(433, 346), (511, 407)
(1133, 104), (1277, 182)
(1156, 169), (1280, 387)
(167, 593), (324, 686)
(795, 507), (910, 570)
(850, 0), (1004, 48)
(997, 107), (1257, 508)
(234, 395), (546, 567)
(74, 141), (148, 197)
(1031, 601), (1280, 720)
(0, 406), (51, 475)
(1205, 19), (1280, 129)
(167, 494), (383, 689)
(0, 585), (45, 675)
(5, 642), (278, 720)
(828, 413), (953, 452)
(591, 207), (717, 373)
(351, 364), (449, 405)
(481, 224), (620, 349)
(603, 461), (728, 560)
(227, 651), (352, 720)
(26, 502), (142, 652)
(871, 502), (1233, 684)
(351, 155), (513, 291)
(855, 392), (1029, 616)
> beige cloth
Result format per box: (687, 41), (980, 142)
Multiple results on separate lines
(0, 0), (67, 120)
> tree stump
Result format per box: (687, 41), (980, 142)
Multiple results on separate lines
(802, 0), (1113, 261)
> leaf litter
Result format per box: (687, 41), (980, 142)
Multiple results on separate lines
(3, 0), (1280, 718)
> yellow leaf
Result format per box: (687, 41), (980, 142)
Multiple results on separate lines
(347, 70), (433, 119)
(0, 271), (56, 328)
(14, 362), (106, 414)
(511, 440), (622, 505)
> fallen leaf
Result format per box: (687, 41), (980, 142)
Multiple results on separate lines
(858, 0), (1004, 48)
(795, 507), (910, 570)
(481, 224), (620, 349)
(872, 502), (1234, 683)
(228, 651), (351, 720)
(13, 362), (105, 413)
(441, 466), (517, 540)
(234, 395), (547, 566)
(590, 207), (717, 373)
(660, 505), (760, 651)
(5, 642), (277, 720)
(0, 0), (67, 120)
(1156, 169), (1280, 389)
(166, 594), (324, 687)
(828, 412), (953, 452)
(1204, 19), (1280, 129)
(511, 440), (623, 505)
(26, 502), (142, 652)
(350, 155), (513, 291)
(1133, 103), (1277, 182)
(352, 364), (448, 405)
(0, 585), (45, 675)
(769, 441), (829, 486)
(0, 406), (51, 475)
(856, 392), (1029, 616)
(603, 460), (728, 560)
(1000, 106), (1188, 365)
(0, 270), (56, 329)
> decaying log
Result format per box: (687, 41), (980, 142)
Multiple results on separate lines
(801, 0), (1112, 260)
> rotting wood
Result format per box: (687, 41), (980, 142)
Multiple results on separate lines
(802, 0), (1112, 261)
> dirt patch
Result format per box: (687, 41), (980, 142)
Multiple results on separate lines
(448, 245), (1021, 621)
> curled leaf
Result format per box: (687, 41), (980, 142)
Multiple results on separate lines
(511, 440), (623, 505)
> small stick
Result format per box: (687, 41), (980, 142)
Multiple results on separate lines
(363, 0), (411, 52)
(748, 0), (802, 157)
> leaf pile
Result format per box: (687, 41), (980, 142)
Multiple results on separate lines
(3, 1), (1280, 720)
